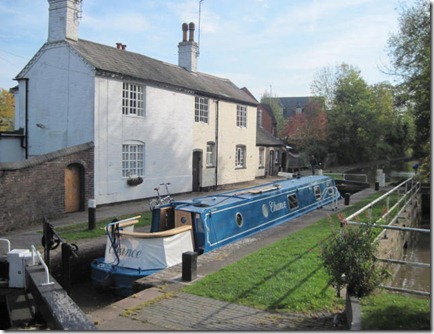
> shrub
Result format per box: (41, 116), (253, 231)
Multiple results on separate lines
(320, 224), (388, 298)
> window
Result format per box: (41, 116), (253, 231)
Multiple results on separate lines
(257, 109), (262, 127)
(258, 147), (265, 168)
(275, 150), (280, 164)
(236, 105), (247, 127)
(122, 143), (145, 177)
(206, 142), (215, 167)
(288, 194), (298, 210)
(235, 145), (246, 168)
(314, 186), (321, 200)
(235, 212), (244, 227)
(195, 97), (209, 123)
(122, 83), (144, 116)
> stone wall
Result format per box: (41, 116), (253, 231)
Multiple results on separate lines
(375, 194), (422, 278)
(0, 142), (94, 233)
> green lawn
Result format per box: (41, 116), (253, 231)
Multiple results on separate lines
(361, 291), (430, 330)
(183, 193), (388, 313)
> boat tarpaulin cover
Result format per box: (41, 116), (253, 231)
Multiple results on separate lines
(103, 231), (193, 270)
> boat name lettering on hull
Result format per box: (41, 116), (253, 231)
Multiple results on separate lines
(269, 200), (287, 213)
(109, 246), (142, 259)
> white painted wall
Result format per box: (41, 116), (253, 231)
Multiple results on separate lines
(193, 98), (217, 188)
(193, 99), (257, 189)
(0, 137), (25, 162)
(94, 80), (193, 205)
(19, 43), (94, 157)
(217, 101), (257, 185)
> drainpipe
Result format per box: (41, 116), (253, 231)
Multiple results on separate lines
(214, 99), (219, 188)
(24, 78), (29, 159)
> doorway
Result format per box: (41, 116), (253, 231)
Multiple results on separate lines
(192, 151), (202, 192)
(64, 164), (83, 213)
(268, 150), (275, 176)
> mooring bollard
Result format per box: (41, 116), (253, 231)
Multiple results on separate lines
(182, 251), (197, 281)
(61, 243), (79, 296)
(88, 199), (96, 230)
(344, 193), (351, 206)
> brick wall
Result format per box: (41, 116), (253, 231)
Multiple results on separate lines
(0, 142), (94, 233)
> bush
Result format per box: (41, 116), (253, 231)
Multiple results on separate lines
(320, 224), (388, 298)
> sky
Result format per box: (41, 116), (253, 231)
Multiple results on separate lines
(0, 0), (413, 100)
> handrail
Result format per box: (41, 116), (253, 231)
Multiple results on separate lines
(346, 176), (418, 222)
(31, 245), (54, 286)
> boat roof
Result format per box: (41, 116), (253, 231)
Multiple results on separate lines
(175, 175), (333, 213)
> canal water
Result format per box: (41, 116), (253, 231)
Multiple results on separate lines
(391, 231), (431, 294)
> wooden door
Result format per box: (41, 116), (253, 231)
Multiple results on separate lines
(65, 165), (81, 213)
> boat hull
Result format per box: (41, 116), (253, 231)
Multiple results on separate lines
(90, 257), (160, 297)
(161, 176), (341, 253)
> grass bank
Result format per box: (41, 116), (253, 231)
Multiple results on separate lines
(182, 191), (429, 330)
(361, 291), (430, 330)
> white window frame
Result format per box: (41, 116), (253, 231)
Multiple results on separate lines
(195, 96), (209, 123)
(122, 143), (145, 177)
(206, 141), (216, 167)
(257, 109), (262, 127)
(235, 145), (246, 168)
(122, 82), (144, 116)
(258, 147), (265, 168)
(236, 105), (247, 128)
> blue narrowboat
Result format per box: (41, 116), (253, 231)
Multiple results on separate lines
(91, 175), (340, 296)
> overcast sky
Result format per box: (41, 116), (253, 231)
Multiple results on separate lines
(0, 0), (412, 99)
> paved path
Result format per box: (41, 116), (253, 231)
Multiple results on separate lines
(91, 290), (341, 331)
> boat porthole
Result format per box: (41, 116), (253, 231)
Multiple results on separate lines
(235, 212), (243, 227)
(262, 204), (269, 218)
(181, 217), (187, 224)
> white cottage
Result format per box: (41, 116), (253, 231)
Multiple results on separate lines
(13, 0), (258, 207)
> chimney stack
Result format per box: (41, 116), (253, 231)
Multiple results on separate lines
(48, 0), (80, 42)
(178, 22), (198, 72)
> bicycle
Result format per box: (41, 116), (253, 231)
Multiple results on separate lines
(149, 182), (174, 211)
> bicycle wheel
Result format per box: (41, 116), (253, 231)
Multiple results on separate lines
(149, 199), (159, 211)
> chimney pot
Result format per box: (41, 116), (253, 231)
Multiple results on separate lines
(182, 23), (188, 42)
(116, 43), (127, 50)
(188, 22), (195, 42)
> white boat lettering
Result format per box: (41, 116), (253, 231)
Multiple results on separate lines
(269, 200), (287, 213)
(109, 246), (142, 259)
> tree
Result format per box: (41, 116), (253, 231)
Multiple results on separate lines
(282, 98), (328, 161)
(324, 64), (380, 164)
(260, 91), (286, 137)
(386, 0), (430, 162)
(0, 89), (15, 132)
(312, 63), (410, 165)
